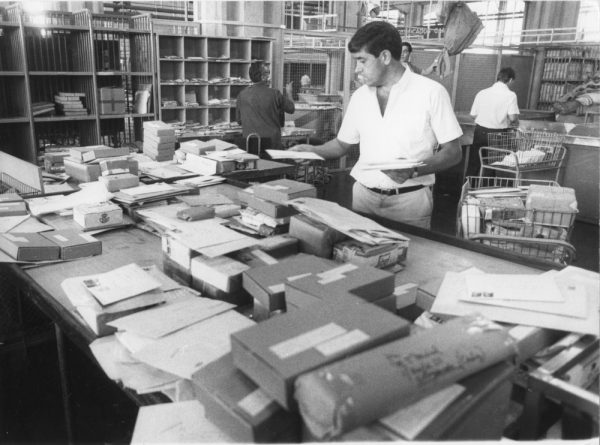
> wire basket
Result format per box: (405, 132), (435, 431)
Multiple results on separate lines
(480, 129), (566, 176)
(457, 176), (577, 265)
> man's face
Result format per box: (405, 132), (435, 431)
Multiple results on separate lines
(352, 48), (385, 87)
(400, 46), (411, 63)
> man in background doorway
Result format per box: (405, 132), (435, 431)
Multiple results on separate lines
(300, 73), (312, 91)
(400, 42), (438, 76)
(236, 62), (295, 157)
(468, 67), (520, 177)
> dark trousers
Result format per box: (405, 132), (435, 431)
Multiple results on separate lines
(466, 125), (511, 178)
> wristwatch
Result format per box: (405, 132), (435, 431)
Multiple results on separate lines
(411, 167), (419, 179)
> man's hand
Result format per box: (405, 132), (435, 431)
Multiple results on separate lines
(289, 143), (314, 152)
(285, 81), (293, 97)
(381, 168), (413, 184)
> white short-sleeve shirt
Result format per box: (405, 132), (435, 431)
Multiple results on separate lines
(338, 70), (463, 189)
(470, 81), (520, 129)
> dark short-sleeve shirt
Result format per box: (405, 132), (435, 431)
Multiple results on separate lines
(236, 82), (295, 151)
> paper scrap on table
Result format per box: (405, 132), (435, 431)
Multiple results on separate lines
(27, 182), (113, 216)
(266, 149), (324, 161)
(131, 310), (255, 379)
(131, 401), (233, 444)
(463, 273), (565, 302)
(82, 263), (163, 306)
(108, 297), (234, 339)
(380, 384), (465, 440)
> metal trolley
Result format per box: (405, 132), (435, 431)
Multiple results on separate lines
(457, 176), (577, 265)
(479, 129), (566, 182)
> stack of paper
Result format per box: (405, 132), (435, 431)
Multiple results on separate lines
(360, 158), (425, 171)
(111, 183), (194, 205)
(266, 150), (324, 161)
(431, 267), (599, 335)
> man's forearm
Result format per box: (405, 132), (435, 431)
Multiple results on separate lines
(310, 138), (351, 160)
(419, 138), (462, 175)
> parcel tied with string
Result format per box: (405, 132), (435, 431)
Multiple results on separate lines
(293, 315), (517, 439)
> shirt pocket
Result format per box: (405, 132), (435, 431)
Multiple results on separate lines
(386, 106), (429, 156)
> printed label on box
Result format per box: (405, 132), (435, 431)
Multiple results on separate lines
(4, 234), (28, 242)
(237, 388), (276, 418)
(53, 234), (69, 242)
(270, 323), (347, 360)
(80, 234), (97, 242)
(261, 184), (288, 191)
(318, 264), (358, 284)
(251, 249), (278, 265)
(315, 329), (370, 356)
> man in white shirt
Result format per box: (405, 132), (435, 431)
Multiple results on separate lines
(291, 21), (462, 229)
(468, 68), (520, 177)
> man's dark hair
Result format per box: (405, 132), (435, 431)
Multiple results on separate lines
(497, 67), (516, 83)
(348, 21), (402, 60)
(249, 62), (264, 83)
(401, 42), (413, 53)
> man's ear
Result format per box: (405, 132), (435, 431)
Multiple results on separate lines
(379, 49), (392, 65)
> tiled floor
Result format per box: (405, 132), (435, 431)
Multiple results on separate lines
(1, 170), (597, 443)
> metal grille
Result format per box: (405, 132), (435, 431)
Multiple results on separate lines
(284, 33), (347, 171)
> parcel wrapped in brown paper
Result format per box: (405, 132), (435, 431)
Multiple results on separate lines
(294, 314), (517, 439)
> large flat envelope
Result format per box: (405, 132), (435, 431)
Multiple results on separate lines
(130, 310), (255, 379)
(108, 297), (234, 339)
(431, 268), (599, 335)
(131, 401), (233, 444)
(463, 273), (565, 302)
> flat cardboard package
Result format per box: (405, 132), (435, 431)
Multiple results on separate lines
(73, 202), (123, 230)
(40, 230), (102, 260)
(525, 185), (578, 226)
(65, 158), (138, 182)
(191, 255), (251, 305)
(143, 120), (175, 137)
(284, 263), (395, 310)
(246, 195), (298, 219)
(253, 179), (316, 204)
(98, 173), (139, 192)
(0, 193), (24, 203)
(99, 87), (126, 115)
(180, 139), (216, 156)
(69, 145), (128, 163)
(99, 158), (130, 176)
(294, 315), (517, 439)
(0, 201), (28, 216)
(0, 232), (60, 261)
(253, 234), (298, 259)
(231, 301), (410, 410)
(242, 253), (337, 313)
(333, 239), (408, 268)
(288, 214), (346, 258)
(191, 353), (302, 443)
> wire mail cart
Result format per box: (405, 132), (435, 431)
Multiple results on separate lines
(479, 129), (566, 182)
(457, 176), (577, 265)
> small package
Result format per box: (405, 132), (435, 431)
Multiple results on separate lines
(525, 185), (577, 227)
(246, 195), (298, 219)
(143, 120), (175, 137)
(191, 255), (250, 305)
(99, 86), (126, 115)
(0, 201), (28, 216)
(253, 179), (317, 204)
(191, 353), (301, 443)
(98, 173), (139, 192)
(231, 301), (410, 410)
(99, 157), (130, 176)
(0, 232), (60, 261)
(289, 214), (346, 258)
(333, 239), (408, 268)
(40, 229), (102, 260)
(180, 139), (216, 156)
(73, 202), (123, 230)
(69, 145), (128, 163)
(176, 206), (215, 221)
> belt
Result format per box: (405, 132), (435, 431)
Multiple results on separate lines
(366, 184), (425, 196)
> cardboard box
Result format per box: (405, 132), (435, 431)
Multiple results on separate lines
(294, 315), (516, 439)
(0, 201), (28, 216)
(144, 133), (177, 148)
(478, 196), (526, 221)
(98, 173), (139, 192)
(0, 232), (60, 261)
(191, 353), (302, 443)
(143, 120), (175, 137)
(73, 202), (123, 230)
(284, 263), (395, 309)
(99, 157), (130, 176)
(242, 253), (337, 313)
(40, 230), (102, 260)
(254, 234), (298, 259)
(99, 86), (126, 101)
(230, 248), (278, 269)
(180, 139), (216, 156)
(333, 239), (408, 268)
(69, 145), (129, 163)
(191, 255), (251, 305)
(162, 253), (192, 287)
(161, 233), (198, 270)
(525, 185), (578, 227)
(0, 193), (24, 203)
(44, 151), (70, 172)
(289, 214), (346, 258)
(205, 138), (238, 151)
(253, 179), (317, 204)
(246, 195), (298, 219)
(183, 153), (236, 175)
(231, 302), (410, 410)
(100, 100), (126, 115)
(65, 158), (138, 182)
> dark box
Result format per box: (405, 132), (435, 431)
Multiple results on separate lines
(191, 353), (302, 443)
(231, 301), (410, 410)
(0, 232), (60, 261)
(288, 214), (346, 258)
(246, 195), (298, 219)
(40, 229), (102, 260)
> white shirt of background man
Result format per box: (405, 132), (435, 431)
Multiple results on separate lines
(470, 81), (520, 129)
